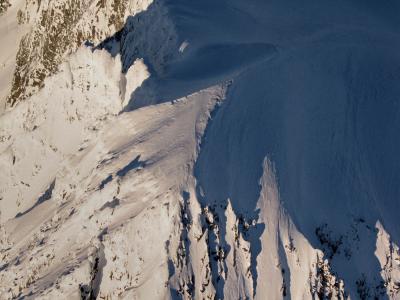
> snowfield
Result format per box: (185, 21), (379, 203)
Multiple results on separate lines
(1, 0), (400, 299)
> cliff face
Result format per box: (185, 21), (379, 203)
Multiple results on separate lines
(1, 0), (400, 299)
(3, 0), (153, 108)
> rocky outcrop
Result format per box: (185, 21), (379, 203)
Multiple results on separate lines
(6, 0), (152, 107)
(0, 0), (11, 15)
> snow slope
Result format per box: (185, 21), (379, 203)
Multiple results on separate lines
(1, 0), (400, 299)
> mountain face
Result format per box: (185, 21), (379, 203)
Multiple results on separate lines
(1, 0), (400, 299)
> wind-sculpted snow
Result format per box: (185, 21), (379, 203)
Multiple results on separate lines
(195, 43), (400, 298)
(1, 0), (400, 299)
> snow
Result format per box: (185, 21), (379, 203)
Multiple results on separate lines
(1, 0), (400, 299)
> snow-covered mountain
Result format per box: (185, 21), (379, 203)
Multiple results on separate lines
(1, 0), (400, 299)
